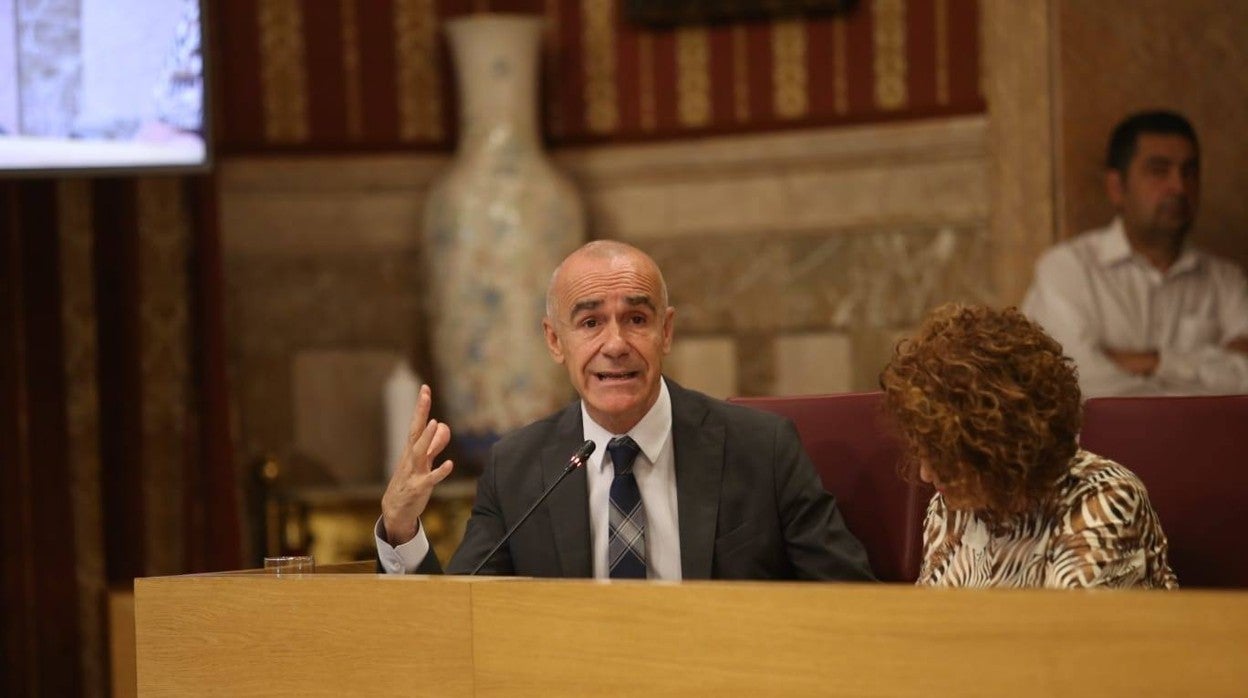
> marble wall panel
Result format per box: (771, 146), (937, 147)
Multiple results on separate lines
(665, 336), (738, 400)
(224, 250), (426, 460)
(643, 225), (990, 336)
(850, 326), (915, 393)
(735, 333), (777, 398)
(773, 333), (854, 396)
(219, 156), (444, 256)
(564, 116), (989, 240)
(291, 349), (406, 485)
(647, 235), (793, 334)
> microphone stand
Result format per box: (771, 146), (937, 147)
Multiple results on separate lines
(469, 440), (595, 575)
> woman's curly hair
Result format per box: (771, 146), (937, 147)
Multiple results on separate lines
(879, 304), (1083, 517)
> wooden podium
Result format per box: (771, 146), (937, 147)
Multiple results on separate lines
(135, 567), (1248, 696)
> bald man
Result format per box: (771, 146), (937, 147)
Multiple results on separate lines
(375, 241), (873, 581)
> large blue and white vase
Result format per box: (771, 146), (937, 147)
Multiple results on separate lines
(423, 14), (585, 466)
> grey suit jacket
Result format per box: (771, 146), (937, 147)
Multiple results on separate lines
(417, 380), (874, 580)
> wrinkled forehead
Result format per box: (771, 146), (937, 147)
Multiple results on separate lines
(553, 255), (663, 314)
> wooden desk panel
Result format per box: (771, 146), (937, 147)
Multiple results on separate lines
(135, 574), (1248, 697)
(135, 574), (472, 696)
(471, 581), (1248, 697)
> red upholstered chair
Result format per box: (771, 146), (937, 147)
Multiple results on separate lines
(1080, 395), (1248, 589)
(729, 392), (927, 583)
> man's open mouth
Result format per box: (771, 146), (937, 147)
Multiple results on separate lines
(594, 371), (640, 381)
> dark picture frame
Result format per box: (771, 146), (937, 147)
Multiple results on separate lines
(625, 0), (858, 27)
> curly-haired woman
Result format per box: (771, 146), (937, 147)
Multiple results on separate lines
(880, 304), (1177, 588)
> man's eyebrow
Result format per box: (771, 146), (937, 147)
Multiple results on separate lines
(625, 295), (657, 311)
(569, 299), (602, 318)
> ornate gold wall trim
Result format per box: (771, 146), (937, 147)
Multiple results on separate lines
(676, 27), (711, 128)
(638, 33), (657, 132)
(732, 25), (750, 123)
(935, 0), (950, 105)
(135, 178), (191, 577)
(582, 0), (619, 134)
(57, 179), (105, 697)
(394, 0), (442, 141)
(340, 0), (364, 139)
(872, 0), (909, 110)
(257, 0), (310, 142)
(772, 19), (809, 120)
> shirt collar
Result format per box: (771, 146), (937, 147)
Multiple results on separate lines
(1094, 217), (1136, 267)
(1097, 216), (1203, 278)
(580, 377), (672, 472)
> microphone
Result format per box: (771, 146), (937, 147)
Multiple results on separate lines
(469, 439), (596, 575)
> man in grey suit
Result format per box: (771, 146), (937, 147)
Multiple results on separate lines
(375, 241), (873, 580)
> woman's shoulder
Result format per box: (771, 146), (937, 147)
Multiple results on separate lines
(1057, 449), (1151, 513)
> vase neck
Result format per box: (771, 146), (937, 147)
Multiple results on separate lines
(448, 16), (544, 152)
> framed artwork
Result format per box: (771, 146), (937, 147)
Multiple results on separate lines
(624, 0), (858, 26)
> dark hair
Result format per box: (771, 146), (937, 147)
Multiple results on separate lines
(1105, 110), (1199, 174)
(879, 304), (1083, 518)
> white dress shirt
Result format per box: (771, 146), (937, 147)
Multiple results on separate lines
(376, 378), (682, 579)
(1022, 218), (1248, 397)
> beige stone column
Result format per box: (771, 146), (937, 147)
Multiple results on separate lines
(980, 0), (1059, 307)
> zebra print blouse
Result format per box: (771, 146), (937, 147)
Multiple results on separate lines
(917, 450), (1179, 589)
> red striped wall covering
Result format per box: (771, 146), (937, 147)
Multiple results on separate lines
(213, 0), (983, 152)
(0, 177), (241, 696)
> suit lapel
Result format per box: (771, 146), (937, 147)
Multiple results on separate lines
(670, 381), (724, 580)
(542, 403), (593, 577)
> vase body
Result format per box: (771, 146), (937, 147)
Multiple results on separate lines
(423, 15), (584, 463)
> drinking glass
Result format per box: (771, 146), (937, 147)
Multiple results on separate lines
(263, 555), (314, 576)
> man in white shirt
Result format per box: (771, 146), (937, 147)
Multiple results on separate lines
(1022, 110), (1248, 397)
(375, 240), (874, 580)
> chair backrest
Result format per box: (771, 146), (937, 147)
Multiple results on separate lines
(1080, 395), (1248, 589)
(729, 392), (926, 583)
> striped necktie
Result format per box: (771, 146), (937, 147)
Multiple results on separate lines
(606, 436), (646, 578)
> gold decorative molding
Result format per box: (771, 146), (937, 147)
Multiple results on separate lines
(57, 180), (105, 696)
(872, 0), (909, 110)
(732, 25), (750, 123)
(676, 27), (711, 128)
(257, 0), (310, 142)
(136, 178), (192, 577)
(771, 19), (808, 120)
(340, 0), (363, 139)
(581, 0), (619, 134)
(394, 0), (442, 141)
(833, 18), (849, 115)
(935, 0), (950, 105)
(638, 33), (657, 132)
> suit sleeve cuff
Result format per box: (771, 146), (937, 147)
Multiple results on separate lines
(374, 516), (430, 574)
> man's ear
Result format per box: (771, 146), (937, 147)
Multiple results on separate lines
(543, 318), (565, 364)
(1106, 169), (1125, 208)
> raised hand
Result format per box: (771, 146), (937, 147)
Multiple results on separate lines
(380, 384), (454, 546)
